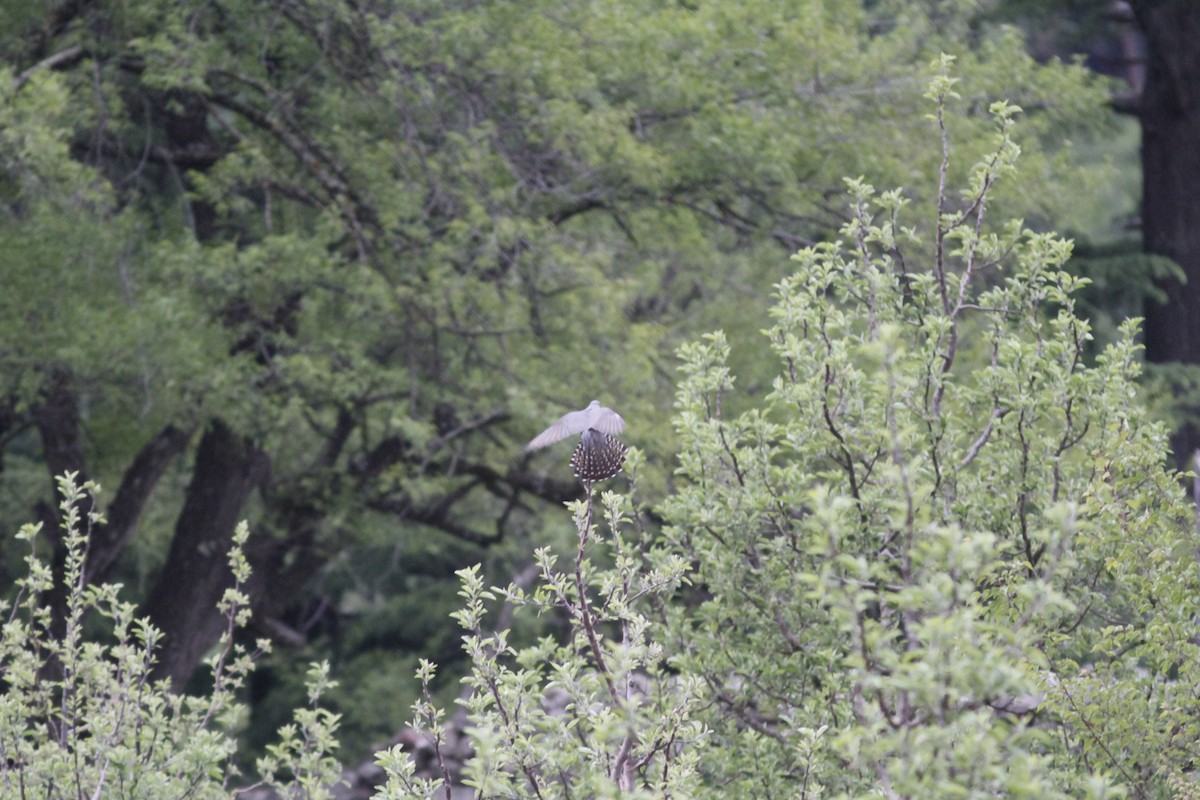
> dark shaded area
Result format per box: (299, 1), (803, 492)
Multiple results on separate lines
(1128, 1), (1200, 463)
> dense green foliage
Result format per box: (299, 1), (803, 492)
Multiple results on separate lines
(661, 68), (1184, 797)
(366, 70), (1200, 799)
(0, 0), (1167, 790)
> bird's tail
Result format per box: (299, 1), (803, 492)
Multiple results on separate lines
(570, 428), (628, 483)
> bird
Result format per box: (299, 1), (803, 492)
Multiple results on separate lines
(526, 401), (628, 484)
(525, 401), (625, 451)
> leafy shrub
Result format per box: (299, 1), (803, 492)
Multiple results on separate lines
(376, 60), (1200, 800)
(374, 486), (703, 800)
(664, 59), (1196, 799)
(0, 473), (342, 799)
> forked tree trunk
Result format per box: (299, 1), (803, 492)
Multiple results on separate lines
(144, 419), (268, 690)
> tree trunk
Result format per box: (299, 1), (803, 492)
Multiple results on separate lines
(32, 366), (89, 490)
(1131, 0), (1200, 461)
(88, 424), (195, 586)
(145, 419), (267, 691)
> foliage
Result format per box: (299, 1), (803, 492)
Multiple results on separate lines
(659, 58), (1199, 799)
(0, 0), (1130, 769)
(368, 60), (1199, 798)
(374, 484), (703, 799)
(379, 59), (1195, 796)
(0, 39), (1188, 799)
(0, 473), (342, 799)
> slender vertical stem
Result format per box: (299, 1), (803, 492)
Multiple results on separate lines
(575, 487), (619, 705)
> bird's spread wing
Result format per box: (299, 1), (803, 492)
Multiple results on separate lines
(590, 409), (624, 435)
(526, 404), (625, 451)
(525, 424), (566, 451)
(525, 408), (586, 451)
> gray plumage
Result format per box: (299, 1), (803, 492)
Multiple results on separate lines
(525, 400), (625, 452)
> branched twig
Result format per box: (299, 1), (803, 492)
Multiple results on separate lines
(958, 406), (1008, 470)
(12, 45), (85, 89)
(574, 491), (620, 705)
(1059, 679), (1149, 800)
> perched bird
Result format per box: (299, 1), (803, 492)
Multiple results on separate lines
(525, 400), (624, 451)
(526, 401), (628, 484)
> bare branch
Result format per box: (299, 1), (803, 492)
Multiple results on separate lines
(13, 45), (85, 90)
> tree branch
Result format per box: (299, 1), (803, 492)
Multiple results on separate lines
(88, 424), (195, 585)
(13, 45), (85, 90)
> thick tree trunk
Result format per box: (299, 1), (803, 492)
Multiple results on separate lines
(31, 371), (193, 687)
(31, 367), (92, 647)
(89, 424), (195, 585)
(145, 419), (268, 691)
(1131, 1), (1200, 460)
(32, 366), (89, 489)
